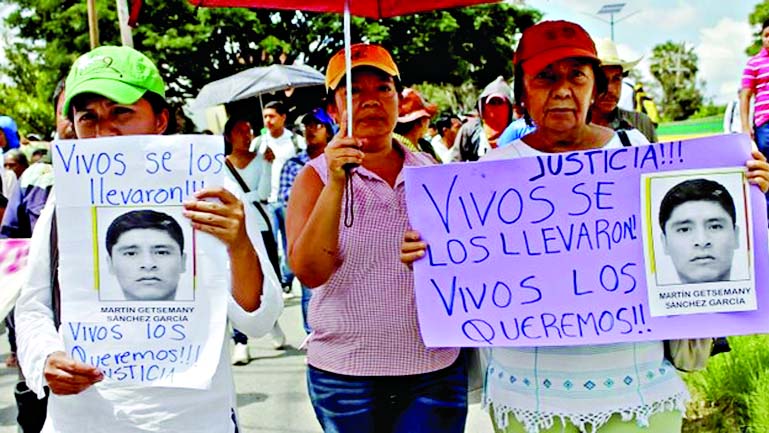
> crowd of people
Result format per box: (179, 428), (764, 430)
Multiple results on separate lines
(0, 15), (766, 433)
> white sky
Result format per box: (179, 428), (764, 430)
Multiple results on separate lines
(526, 0), (760, 104)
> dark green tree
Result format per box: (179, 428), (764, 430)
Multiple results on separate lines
(2, 0), (540, 134)
(649, 41), (703, 121)
(747, 1), (769, 55)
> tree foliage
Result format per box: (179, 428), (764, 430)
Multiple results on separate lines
(649, 41), (704, 121)
(747, 1), (769, 55)
(1, 0), (540, 135)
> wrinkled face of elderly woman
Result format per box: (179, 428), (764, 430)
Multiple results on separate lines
(521, 58), (597, 134)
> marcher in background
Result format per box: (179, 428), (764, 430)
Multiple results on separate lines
(279, 107), (335, 334)
(401, 20), (769, 433)
(591, 38), (658, 143)
(4, 149), (29, 180)
(287, 43), (467, 433)
(633, 82), (660, 126)
(741, 18), (769, 218)
(452, 76), (514, 161)
(0, 116), (21, 152)
(14, 45), (282, 432)
(431, 115), (461, 163)
(223, 114), (281, 363)
(393, 88), (440, 161)
(251, 100), (305, 293)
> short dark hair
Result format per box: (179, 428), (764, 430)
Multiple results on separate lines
(31, 148), (48, 158)
(658, 178), (736, 233)
(52, 78), (67, 117)
(263, 101), (287, 116)
(106, 210), (184, 256)
(763, 18), (769, 32)
(514, 59), (607, 127)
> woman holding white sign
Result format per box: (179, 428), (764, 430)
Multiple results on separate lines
(14, 45), (283, 432)
(401, 20), (769, 433)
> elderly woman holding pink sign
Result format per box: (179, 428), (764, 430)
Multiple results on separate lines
(401, 20), (769, 433)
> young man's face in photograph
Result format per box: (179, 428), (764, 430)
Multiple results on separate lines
(661, 200), (739, 284)
(108, 228), (186, 301)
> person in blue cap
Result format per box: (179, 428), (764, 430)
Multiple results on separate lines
(279, 107), (336, 334)
(0, 116), (21, 152)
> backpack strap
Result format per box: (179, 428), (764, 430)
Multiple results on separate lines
(50, 210), (61, 329)
(289, 132), (301, 154)
(223, 159), (275, 235)
(617, 130), (632, 148)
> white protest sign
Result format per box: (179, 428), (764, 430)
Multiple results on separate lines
(53, 135), (228, 389)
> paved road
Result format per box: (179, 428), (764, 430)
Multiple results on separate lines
(0, 292), (494, 432)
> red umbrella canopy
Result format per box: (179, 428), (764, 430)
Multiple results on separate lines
(190, 0), (501, 19)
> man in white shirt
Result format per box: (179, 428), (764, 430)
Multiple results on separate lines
(251, 101), (304, 290)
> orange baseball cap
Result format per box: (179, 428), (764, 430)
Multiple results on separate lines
(325, 43), (400, 90)
(514, 20), (598, 76)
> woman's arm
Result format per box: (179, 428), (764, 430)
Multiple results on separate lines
(287, 134), (363, 288)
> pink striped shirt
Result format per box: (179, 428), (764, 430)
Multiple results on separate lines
(305, 143), (459, 376)
(742, 48), (769, 128)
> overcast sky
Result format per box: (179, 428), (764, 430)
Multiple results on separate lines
(527, 0), (760, 104)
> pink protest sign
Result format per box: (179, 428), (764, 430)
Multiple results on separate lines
(0, 239), (30, 277)
(0, 239), (31, 320)
(404, 134), (769, 347)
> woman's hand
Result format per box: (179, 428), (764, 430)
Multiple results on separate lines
(747, 149), (769, 193)
(44, 351), (103, 395)
(325, 115), (364, 185)
(400, 230), (427, 268)
(183, 187), (249, 251)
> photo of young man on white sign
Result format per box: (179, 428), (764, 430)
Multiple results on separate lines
(96, 207), (195, 302)
(641, 169), (756, 317)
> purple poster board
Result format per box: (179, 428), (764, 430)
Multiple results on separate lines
(404, 134), (769, 347)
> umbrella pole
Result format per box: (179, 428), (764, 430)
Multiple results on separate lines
(344, 0), (353, 137)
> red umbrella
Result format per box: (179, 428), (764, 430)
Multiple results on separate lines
(191, 0), (500, 19)
(191, 0), (501, 134)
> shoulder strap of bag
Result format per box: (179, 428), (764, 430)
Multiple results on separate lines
(290, 132), (301, 154)
(224, 158), (274, 234)
(617, 130), (632, 148)
(50, 210), (61, 329)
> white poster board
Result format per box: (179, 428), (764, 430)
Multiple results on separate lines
(53, 135), (228, 389)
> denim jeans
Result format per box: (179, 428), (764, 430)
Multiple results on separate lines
(269, 202), (294, 287)
(306, 356), (468, 433)
(301, 284), (312, 334)
(754, 122), (769, 224)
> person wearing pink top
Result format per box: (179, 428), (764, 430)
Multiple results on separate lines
(286, 43), (466, 433)
(741, 18), (769, 214)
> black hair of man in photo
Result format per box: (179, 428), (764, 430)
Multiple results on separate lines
(105, 209), (187, 301)
(658, 178), (740, 284)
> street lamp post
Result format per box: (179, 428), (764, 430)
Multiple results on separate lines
(598, 3), (624, 41)
(586, 2), (640, 42)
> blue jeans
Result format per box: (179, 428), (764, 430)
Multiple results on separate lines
(269, 202), (294, 287)
(754, 122), (769, 224)
(301, 284), (312, 334)
(306, 356), (468, 433)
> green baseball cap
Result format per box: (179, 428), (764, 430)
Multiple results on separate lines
(62, 45), (166, 116)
